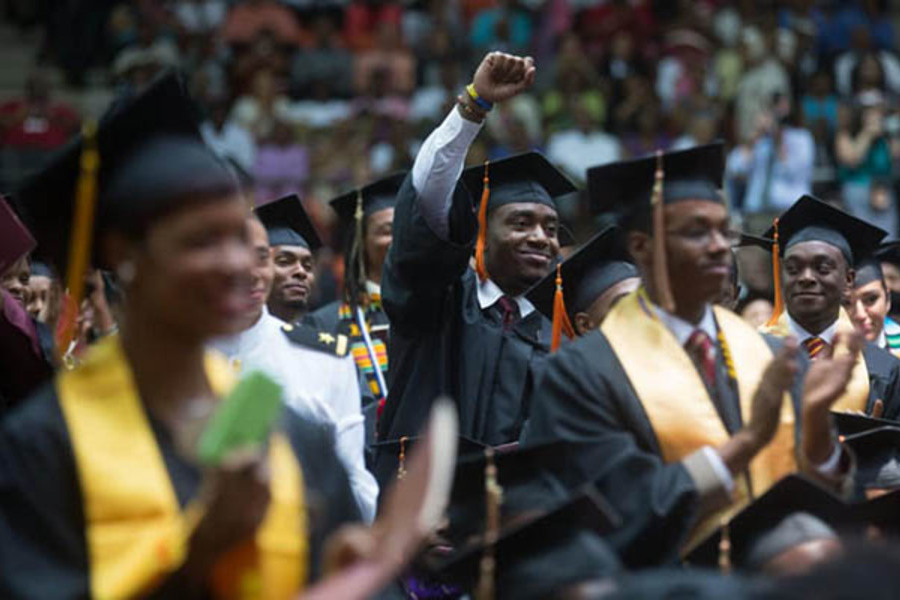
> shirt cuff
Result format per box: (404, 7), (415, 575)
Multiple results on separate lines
(701, 445), (735, 494)
(682, 446), (734, 512)
(809, 441), (843, 477)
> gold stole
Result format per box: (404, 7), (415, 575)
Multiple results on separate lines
(759, 308), (869, 412)
(57, 335), (308, 599)
(601, 291), (796, 552)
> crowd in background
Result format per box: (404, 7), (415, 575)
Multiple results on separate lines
(2, 0), (900, 308)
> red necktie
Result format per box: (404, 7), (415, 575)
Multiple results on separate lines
(685, 329), (716, 389)
(497, 295), (521, 331)
(804, 336), (827, 360)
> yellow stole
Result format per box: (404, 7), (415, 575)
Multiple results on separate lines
(601, 291), (796, 552)
(759, 308), (869, 412)
(57, 335), (308, 599)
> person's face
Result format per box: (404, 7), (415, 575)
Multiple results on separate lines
(246, 218), (274, 317)
(270, 244), (315, 311)
(882, 262), (900, 292)
(741, 298), (774, 329)
(783, 242), (852, 330)
(485, 203), (560, 295)
(364, 207), (394, 277)
(849, 279), (890, 342)
(27, 274), (53, 321)
(1, 257), (30, 306)
(574, 277), (641, 335)
(123, 195), (254, 340)
(633, 201), (732, 310)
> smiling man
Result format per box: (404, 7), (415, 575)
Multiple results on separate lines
(523, 145), (862, 569)
(374, 52), (576, 484)
(760, 195), (900, 420)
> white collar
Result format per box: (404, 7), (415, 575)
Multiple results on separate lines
(477, 277), (535, 318)
(655, 304), (717, 346)
(365, 280), (381, 297)
(786, 312), (839, 345)
(877, 328), (887, 349)
(209, 307), (278, 358)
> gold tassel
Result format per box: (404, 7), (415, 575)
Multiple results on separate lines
(718, 516), (732, 574)
(475, 161), (491, 282)
(475, 448), (503, 600)
(396, 436), (409, 480)
(349, 190), (368, 307)
(651, 150), (675, 313)
(551, 263), (575, 351)
(57, 121), (100, 362)
(765, 218), (784, 327)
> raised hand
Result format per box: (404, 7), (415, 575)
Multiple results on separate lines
(746, 338), (800, 447)
(802, 330), (864, 416)
(471, 52), (536, 105)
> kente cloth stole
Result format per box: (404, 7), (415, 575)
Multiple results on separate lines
(759, 308), (869, 412)
(339, 301), (389, 397)
(57, 335), (308, 599)
(601, 290), (796, 553)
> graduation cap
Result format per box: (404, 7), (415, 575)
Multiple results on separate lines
(16, 70), (203, 273)
(853, 488), (900, 536)
(843, 427), (900, 494)
(685, 475), (851, 571)
(430, 486), (621, 600)
(445, 441), (576, 544)
(0, 193), (35, 276)
(459, 152), (576, 283)
(875, 241), (900, 267)
(833, 411), (900, 438)
(760, 195), (888, 328)
(586, 143), (725, 313)
(255, 194), (322, 251)
(733, 232), (775, 251)
(525, 225), (638, 350)
(853, 258), (886, 289)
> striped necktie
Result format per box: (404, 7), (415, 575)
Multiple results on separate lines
(803, 336), (827, 359)
(685, 330), (716, 389)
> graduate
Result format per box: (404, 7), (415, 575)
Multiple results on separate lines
(759, 195), (900, 420)
(848, 258), (900, 357)
(210, 196), (379, 522)
(261, 193), (323, 325)
(522, 143), (862, 568)
(310, 174), (404, 415)
(1, 72), (363, 598)
(375, 52), (576, 485)
(525, 225), (641, 337)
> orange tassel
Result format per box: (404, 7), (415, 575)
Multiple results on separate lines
(551, 263), (576, 352)
(475, 161), (490, 282)
(57, 121), (99, 362)
(765, 218), (784, 327)
(651, 150), (676, 313)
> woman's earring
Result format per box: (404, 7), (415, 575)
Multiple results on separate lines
(116, 261), (135, 284)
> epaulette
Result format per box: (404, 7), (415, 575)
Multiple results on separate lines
(281, 322), (350, 357)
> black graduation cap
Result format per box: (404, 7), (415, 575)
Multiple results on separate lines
(329, 172), (407, 223)
(734, 232), (775, 251)
(762, 195), (887, 266)
(445, 441), (576, 544)
(0, 193), (35, 275)
(685, 475), (852, 570)
(843, 427), (900, 494)
(587, 142), (724, 217)
(854, 257), (886, 289)
(372, 435), (488, 492)
(255, 194), (322, 251)
(875, 241), (900, 267)
(430, 486), (621, 599)
(15, 70), (206, 272)
(459, 151), (577, 212)
(853, 488), (900, 536)
(525, 225), (638, 325)
(832, 411), (900, 438)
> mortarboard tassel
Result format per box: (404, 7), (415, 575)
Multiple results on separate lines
(651, 150), (676, 313)
(550, 263), (576, 351)
(475, 161), (491, 282)
(351, 191), (368, 306)
(718, 516), (732, 574)
(57, 120), (100, 365)
(765, 218), (784, 328)
(476, 447), (503, 600)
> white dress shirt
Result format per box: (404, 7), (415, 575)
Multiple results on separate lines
(476, 277), (535, 318)
(785, 312), (839, 347)
(210, 308), (378, 522)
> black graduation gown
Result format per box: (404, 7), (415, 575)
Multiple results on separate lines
(521, 328), (806, 569)
(375, 175), (551, 486)
(0, 384), (361, 599)
(860, 342), (900, 420)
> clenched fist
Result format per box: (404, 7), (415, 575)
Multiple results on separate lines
(471, 52), (536, 104)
